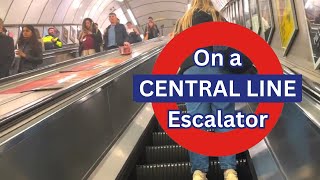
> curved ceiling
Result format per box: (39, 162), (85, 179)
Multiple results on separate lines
(0, 0), (229, 35)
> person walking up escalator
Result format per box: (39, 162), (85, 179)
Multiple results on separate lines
(173, 0), (238, 180)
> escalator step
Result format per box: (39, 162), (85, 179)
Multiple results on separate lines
(136, 160), (249, 180)
(145, 145), (248, 165)
(136, 161), (223, 180)
(152, 132), (177, 146)
(152, 130), (218, 145)
(146, 145), (189, 164)
(136, 162), (191, 180)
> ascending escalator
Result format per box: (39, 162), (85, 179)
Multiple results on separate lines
(132, 119), (257, 180)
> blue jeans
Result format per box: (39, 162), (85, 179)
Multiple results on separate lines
(183, 65), (237, 172)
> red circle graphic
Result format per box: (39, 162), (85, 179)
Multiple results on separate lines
(152, 22), (284, 156)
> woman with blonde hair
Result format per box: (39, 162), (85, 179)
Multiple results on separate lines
(174, 0), (238, 180)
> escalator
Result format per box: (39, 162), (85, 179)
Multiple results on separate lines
(0, 39), (169, 180)
(123, 104), (257, 180)
(134, 123), (256, 180)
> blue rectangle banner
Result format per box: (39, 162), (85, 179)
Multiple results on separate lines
(133, 75), (302, 103)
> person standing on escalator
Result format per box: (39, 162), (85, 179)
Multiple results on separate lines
(173, 0), (238, 180)
(0, 19), (14, 78)
(144, 17), (160, 40)
(94, 23), (103, 53)
(103, 13), (130, 51)
(126, 21), (142, 44)
(79, 18), (99, 56)
(43, 27), (63, 50)
(14, 25), (43, 73)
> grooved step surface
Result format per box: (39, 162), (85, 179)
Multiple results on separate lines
(146, 145), (189, 164)
(152, 132), (177, 146)
(136, 161), (224, 180)
(136, 123), (254, 180)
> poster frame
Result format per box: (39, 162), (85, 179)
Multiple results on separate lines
(70, 26), (76, 43)
(259, 0), (276, 44)
(61, 26), (69, 44)
(250, 0), (262, 35)
(238, 0), (245, 26)
(302, 0), (320, 69)
(235, 0), (240, 24)
(243, 0), (252, 30)
(274, 0), (299, 56)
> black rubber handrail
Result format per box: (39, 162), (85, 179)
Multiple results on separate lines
(282, 65), (320, 102)
(0, 43), (166, 129)
(42, 44), (78, 56)
(0, 38), (161, 86)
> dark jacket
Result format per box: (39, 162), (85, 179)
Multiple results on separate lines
(103, 24), (129, 50)
(144, 24), (160, 40)
(179, 10), (253, 74)
(0, 34), (14, 78)
(18, 41), (43, 73)
(95, 29), (103, 52)
(128, 32), (142, 44)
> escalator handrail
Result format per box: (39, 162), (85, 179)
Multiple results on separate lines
(42, 44), (78, 56)
(0, 42), (166, 129)
(0, 48), (118, 85)
(282, 65), (320, 102)
(0, 38), (162, 86)
(282, 65), (320, 129)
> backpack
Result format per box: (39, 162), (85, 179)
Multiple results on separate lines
(221, 47), (254, 74)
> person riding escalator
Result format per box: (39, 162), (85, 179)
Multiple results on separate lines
(12, 25), (43, 73)
(43, 27), (63, 50)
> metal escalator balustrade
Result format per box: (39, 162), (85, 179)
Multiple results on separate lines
(0, 40), (168, 180)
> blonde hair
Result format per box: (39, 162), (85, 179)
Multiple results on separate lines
(174, 0), (221, 35)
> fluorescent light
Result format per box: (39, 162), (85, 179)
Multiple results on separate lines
(127, 9), (138, 25)
(72, 0), (81, 8)
(188, 3), (191, 10)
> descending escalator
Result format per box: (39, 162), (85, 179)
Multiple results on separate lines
(130, 118), (257, 180)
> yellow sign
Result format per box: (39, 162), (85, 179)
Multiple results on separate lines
(276, 0), (296, 49)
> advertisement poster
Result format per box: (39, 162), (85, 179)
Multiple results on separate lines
(235, 0), (240, 24)
(238, 0), (245, 26)
(275, 0), (298, 56)
(250, 0), (261, 34)
(258, 0), (275, 44)
(62, 26), (69, 44)
(77, 25), (82, 40)
(70, 26), (76, 43)
(243, 0), (252, 30)
(303, 0), (320, 69)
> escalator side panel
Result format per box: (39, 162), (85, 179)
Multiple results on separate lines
(0, 90), (113, 180)
(248, 102), (320, 180)
(0, 54), (159, 180)
(108, 55), (157, 135)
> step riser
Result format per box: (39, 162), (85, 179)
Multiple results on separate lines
(152, 132), (177, 146)
(136, 162), (223, 180)
(146, 146), (189, 164)
(146, 145), (247, 165)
